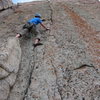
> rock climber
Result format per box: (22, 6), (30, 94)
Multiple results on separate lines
(16, 13), (49, 47)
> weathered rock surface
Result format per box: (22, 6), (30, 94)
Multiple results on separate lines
(0, 0), (100, 100)
(0, 0), (13, 10)
(0, 37), (21, 100)
(51, 0), (99, 3)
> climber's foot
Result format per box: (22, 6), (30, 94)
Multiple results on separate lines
(33, 43), (43, 47)
(16, 33), (22, 38)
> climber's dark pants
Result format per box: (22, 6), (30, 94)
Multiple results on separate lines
(17, 23), (41, 39)
(20, 23), (37, 36)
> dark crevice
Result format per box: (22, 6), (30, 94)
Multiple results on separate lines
(0, 0), (13, 12)
(47, 0), (53, 24)
(23, 46), (38, 100)
(50, 59), (63, 100)
(21, 38), (35, 100)
(47, 2), (63, 99)
(0, 7), (12, 12)
(82, 97), (85, 100)
(0, 63), (14, 73)
(74, 64), (95, 70)
(23, 61), (35, 100)
(7, 70), (20, 100)
(0, 73), (11, 80)
(7, 61), (22, 100)
(73, 64), (99, 74)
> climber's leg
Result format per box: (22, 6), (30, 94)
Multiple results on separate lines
(33, 38), (43, 47)
(16, 29), (28, 38)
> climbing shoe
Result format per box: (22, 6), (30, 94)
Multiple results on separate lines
(33, 43), (43, 47)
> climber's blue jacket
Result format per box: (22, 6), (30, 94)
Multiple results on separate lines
(27, 17), (42, 25)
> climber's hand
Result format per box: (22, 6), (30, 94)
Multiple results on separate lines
(46, 28), (50, 31)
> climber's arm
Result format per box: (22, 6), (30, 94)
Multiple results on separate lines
(40, 23), (49, 30)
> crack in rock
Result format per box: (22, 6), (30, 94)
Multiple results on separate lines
(0, 63), (13, 73)
(74, 64), (95, 70)
(50, 59), (63, 100)
(23, 62), (35, 100)
(47, 0), (53, 24)
(0, 72), (11, 80)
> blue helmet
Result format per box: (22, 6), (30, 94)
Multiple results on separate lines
(35, 13), (41, 18)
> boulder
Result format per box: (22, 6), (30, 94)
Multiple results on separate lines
(0, 38), (21, 100)
(0, 0), (13, 10)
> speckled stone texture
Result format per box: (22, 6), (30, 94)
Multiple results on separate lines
(0, 0), (100, 100)
(0, 0), (13, 10)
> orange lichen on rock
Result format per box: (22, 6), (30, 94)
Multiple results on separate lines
(61, 3), (100, 68)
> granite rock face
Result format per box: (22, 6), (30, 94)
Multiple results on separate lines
(51, 0), (98, 3)
(0, 38), (21, 100)
(0, 0), (13, 10)
(0, 0), (100, 100)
